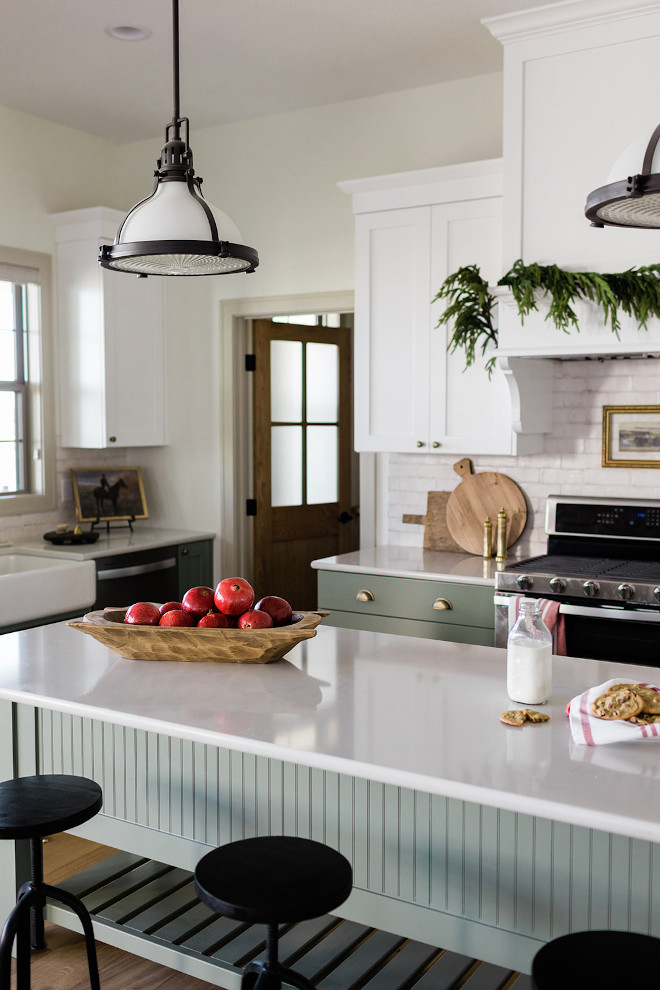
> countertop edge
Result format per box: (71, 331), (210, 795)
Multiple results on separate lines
(4, 685), (656, 845)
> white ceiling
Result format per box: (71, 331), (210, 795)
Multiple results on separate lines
(2, 0), (552, 144)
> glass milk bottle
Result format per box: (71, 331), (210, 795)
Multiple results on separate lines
(507, 599), (553, 705)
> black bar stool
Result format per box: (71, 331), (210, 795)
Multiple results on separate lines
(0, 774), (103, 990)
(194, 835), (353, 990)
(532, 929), (660, 988)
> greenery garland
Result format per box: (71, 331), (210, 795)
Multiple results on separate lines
(433, 259), (660, 375)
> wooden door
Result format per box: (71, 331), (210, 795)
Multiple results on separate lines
(251, 318), (358, 610)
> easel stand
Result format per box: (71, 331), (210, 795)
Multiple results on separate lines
(90, 516), (136, 535)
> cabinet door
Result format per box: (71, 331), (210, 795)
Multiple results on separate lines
(429, 197), (513, 454)
(54, 208), (166, 449)
(178, 540), (214, 597)
(353, 207), (431, 452)
(103, 269), (166, 447)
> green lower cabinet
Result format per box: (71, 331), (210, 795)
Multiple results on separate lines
(177, 540), (214, 597)
(317, 569), (494, 646)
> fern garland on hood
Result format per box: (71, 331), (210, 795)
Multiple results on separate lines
(433, 259), (660, 374)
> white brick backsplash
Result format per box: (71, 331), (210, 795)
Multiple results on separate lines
(386, 359), (660, 550)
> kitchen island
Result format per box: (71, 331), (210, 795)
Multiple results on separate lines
(1, 620), (659, 982)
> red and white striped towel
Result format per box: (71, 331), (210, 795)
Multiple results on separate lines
(509, 596), (567, 656)
(568, 678), (660, 746)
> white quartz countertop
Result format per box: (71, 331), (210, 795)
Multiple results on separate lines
(13, 527), (216, 561)
(3, 620), (660, 844)
(311, 546), (520, 586)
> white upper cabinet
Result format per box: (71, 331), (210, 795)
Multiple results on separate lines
(340, 160), (550, 455)
(52, 207), (167, 448)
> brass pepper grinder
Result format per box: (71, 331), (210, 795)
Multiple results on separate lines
(496, 507), (508, 562)
(482, 517), (493, 559)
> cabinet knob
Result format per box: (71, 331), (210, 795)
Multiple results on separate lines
(181, 549), (189, 556)
(433, 597), (453, 611)
(108, 436), (117, 443)
(432, 441), (440, 448)
(416, 441), (424, 448)
(356, 589), (375, 602)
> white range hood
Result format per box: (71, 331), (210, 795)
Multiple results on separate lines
(493, 286), (660, 361)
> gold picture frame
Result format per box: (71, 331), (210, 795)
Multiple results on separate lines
(602, 405), (660, 468)
(71, 467), (149, 522)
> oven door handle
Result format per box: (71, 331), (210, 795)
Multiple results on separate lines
(97, 557), (177, 581)
(495, 595), (660, 623)
(558, 602), (660, 622)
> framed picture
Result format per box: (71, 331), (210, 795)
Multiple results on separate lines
(71, 467), (149, 522)
(602, 405), (660, 468)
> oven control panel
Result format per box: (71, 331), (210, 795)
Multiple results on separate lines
(546, 496), (660, 540)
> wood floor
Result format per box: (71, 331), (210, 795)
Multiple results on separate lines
(11, 833), (226, 990)
(12, 834), (530, 990)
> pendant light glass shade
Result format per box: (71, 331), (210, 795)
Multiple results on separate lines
(585, 123), (660, 229)
(99, 0), (258, 276)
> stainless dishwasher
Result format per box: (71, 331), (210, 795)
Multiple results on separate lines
(94, 545), (179, 608)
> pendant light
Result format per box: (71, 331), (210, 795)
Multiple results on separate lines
(585, 123), (660, 228)
(99, 0), (258, 276)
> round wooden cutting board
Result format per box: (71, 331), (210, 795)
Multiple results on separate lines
(446, 458), (527, 555)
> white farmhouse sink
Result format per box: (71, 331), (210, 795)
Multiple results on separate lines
(0, 549), (96, 628)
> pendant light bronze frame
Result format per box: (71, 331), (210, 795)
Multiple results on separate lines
(99, 0), (258, 276)
(585, 123), (660, 229)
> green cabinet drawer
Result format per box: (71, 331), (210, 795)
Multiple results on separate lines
(317, 570), (493, 629)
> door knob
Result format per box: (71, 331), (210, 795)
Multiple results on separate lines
(338, 511), (354, 524)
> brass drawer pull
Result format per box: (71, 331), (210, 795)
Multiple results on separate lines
(356, 589), (375, 602)
(433, 597), (453, 611)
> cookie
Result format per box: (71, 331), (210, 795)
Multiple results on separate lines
(522, 709), (550, 723)
(632, 685), (660, 714)
(629, 713), (660, 725)
(500, 710), (526, 726)
(591, 686), (644, 721)
(600, 682), (660, 714)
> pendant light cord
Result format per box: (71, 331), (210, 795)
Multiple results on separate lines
(172, 0), (181, 138)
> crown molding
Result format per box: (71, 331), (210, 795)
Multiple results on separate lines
(483, 0), (660, 44)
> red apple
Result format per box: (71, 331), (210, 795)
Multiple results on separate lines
(197, 611), (234, 629)
(254, 595), (293, 626)
(182, 586), (216, 620)
(159, 609), (195, 627)
(214, 577), (254, 616)
(125, 602), (161, 626)
(237, 608), (273, 629)
(159, 601), (182, 616)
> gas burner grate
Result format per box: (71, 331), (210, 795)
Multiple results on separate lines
(601, 560), (660, 581)
(506, 555), (615, 575)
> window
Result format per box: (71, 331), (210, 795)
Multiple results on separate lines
(0, 249), (55, 515)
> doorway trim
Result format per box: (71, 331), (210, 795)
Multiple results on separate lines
(220, 291), (378, 579)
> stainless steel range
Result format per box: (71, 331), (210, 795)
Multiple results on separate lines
(494, 495), (660, 664)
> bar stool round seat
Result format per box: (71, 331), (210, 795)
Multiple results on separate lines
(194, 835), (353, 989)
(532, 930), (660, 988)
(0, 774), (103, 990)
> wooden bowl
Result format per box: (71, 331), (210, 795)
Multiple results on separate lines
(67, 608), (327, 663)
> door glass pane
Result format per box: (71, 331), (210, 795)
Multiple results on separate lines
(270, 340), (302, 422)
(306, 343), (338, 422)
(307, 426), (337, 504)
(271, 425), (302, 506)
